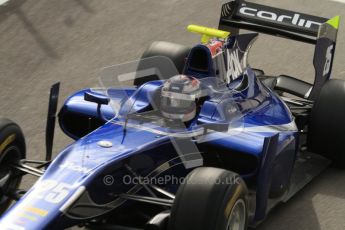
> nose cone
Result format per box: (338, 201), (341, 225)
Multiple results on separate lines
(0, 121), (164, 229)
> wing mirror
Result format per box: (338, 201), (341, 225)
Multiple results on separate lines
(84, 91), (110, 105)
(84, 91), (110, 121)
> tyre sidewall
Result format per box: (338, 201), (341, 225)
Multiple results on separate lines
(0, 118), (26, 213)
(307, 80), (345, 166)
(169, 167), (248, 230)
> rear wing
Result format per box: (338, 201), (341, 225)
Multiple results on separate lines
(219, 0), (331, 44)
(219, 0), (340, 99)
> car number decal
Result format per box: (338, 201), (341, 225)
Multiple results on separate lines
(32, 180), (74, 204)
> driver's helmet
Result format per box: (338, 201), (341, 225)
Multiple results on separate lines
(160, 75), (202, 122)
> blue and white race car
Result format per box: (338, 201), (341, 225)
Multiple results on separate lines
(0, 1), (344, 229)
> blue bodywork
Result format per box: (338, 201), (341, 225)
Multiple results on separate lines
(0, 34), (299, 229)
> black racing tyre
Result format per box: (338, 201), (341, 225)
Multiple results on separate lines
(169, 167), (248, 230)
(307, 79), (345, 167)
(0, 117), (26, 214)
(134, 41), (190, 86)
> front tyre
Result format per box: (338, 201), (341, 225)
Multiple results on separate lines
(0, 118), (26, 214)
(169, 167), (248, 230)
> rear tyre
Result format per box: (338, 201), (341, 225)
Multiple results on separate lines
(0, 118), (26, 214)
(169, 167), (248, 230)
(134, 41), (190, 86)
(307, 79), (345, 168)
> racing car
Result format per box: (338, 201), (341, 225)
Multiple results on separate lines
(0, 0), (344, 229)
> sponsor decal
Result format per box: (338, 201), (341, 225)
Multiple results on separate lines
(207, 40), (224, 57)
(239, 5), (322, 30)
(59, 161), (90, 174)
(23, 207), (49, 217)
(226, 48), (242, 83)
(18, 213), (37, 222)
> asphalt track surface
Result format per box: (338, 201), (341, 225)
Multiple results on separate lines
(1, 0), (345, 229)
